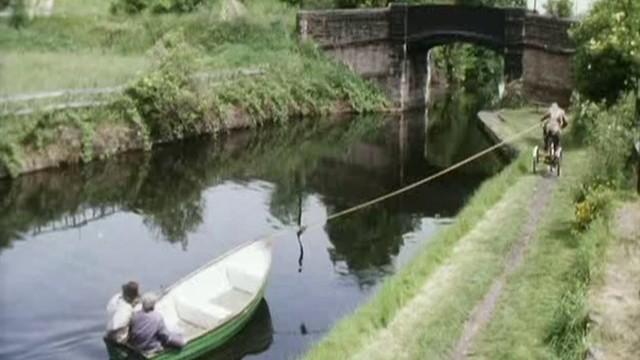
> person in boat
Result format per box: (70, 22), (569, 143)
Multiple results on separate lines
(106, 281), (140, 344)
(129, 292), (185, 354)
(540, 102), (568, 153)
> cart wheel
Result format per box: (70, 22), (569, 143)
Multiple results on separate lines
(532, 146), (539, 174)
(555, 148), (562, 176)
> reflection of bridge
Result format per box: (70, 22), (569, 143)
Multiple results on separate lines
(30, 205), (121, 236)
(299, 4), (575, 109)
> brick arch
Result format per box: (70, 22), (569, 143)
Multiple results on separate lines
(298, 4), (575, 110)
(407, 32), (504, 52)
(393, 5), (507, 52)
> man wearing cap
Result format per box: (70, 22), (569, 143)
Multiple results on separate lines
(106, 281), (140, 343)
(129, 292), (185, 354)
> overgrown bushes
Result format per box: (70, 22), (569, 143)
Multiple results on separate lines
(0, 23), (388, 177)
(110, 0), (206, 14)
(570, 0), (640, 104)
(124, 31), (211, 142)
(545, 90), (637, 360)
(571, 93), (638, 185)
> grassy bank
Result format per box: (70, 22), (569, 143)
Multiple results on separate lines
(469, 94), (638, 359)
(469, 148), (597, 359)
(0, 0), (388, 178)
(304, 139), (531, 359)
(304, 104), (637, 359)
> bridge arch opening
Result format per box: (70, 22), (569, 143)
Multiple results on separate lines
(409, 41), (506, 108)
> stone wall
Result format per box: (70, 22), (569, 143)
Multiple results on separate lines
(523, 14), (574, 53)
(522, 48), (573, 106)
(298, 8), (389, 48)
(521, 14), (574, 106)
(298, 8), (426, 110)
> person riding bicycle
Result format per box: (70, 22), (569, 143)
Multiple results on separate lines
(540, 102), (568, 154)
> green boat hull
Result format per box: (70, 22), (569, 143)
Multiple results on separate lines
(105, 293), (264, 360)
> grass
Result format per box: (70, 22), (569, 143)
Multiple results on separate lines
(0, 0), (389, 177)
(0, 0), (298, 95)
(588, 200), (640, 359)
(304, 146), (532, 359)
(0, 51), (147, 95)
(304, 107), (624, 360)
(468, 149), (592, 359)
(352, 175), (537, 360)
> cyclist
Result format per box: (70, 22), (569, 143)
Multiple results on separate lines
(540, 102), (568, 154)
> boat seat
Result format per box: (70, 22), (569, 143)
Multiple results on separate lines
(226, 266), (260, 294)
(174, 294), (231, 330)
(211, 287), (254, 314)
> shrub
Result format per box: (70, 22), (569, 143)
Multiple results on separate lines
(9, 0), (28, 29)
(544, 0), (573, 18)
(573, 183), (612, 231)
(586, 94), (638, 185)
(570, 0), (640, 103)
(109, 0), (205, 15)
(110, 0), (148, 14)
(124, 30), (209, 141)
(149, 0), (205, 14)
(571, 92), (638, 185)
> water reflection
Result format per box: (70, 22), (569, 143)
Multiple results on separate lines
(425, 90), (505, 174)
(202, 299), (273, 360)
(0, 101), (502, 360)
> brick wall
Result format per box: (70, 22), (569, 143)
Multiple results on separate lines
(523, 14), (574, 53)
(522, 48), (573, 106)
(298, 9), (390, 48)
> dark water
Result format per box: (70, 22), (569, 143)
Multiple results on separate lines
(0, 96), (502, 360)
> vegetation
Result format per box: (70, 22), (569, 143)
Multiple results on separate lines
(305, 147), (531, 359)
(109, 0), (208, 15)
(0, 0), (388, 177)
(544, 0), (573, 18)
(571, 0), (640, 103)
(8, 0), (28, 29)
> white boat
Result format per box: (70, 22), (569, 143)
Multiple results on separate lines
(106, 239), (273, 360)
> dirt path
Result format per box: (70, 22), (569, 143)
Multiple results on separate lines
(350, 175), (548, 360)
(588, 201), (640, 360)
(450, 176), (555, 359)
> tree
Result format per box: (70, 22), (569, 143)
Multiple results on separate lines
(9, 0), (28, 29)
(571, 0), (640, 103)
(544, 0), (573, 17)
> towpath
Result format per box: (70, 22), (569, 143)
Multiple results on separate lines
(351, 109), (556, 359)
(588, 201), (640, 360)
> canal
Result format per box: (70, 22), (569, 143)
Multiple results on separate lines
(0, 93), (503, 360)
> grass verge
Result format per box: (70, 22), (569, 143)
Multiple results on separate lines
(303, 149), (531, 359)
(468, 149), (594, 359)
(0, 1), (389, 177)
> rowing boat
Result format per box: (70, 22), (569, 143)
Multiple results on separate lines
(105, 239), (273, 360)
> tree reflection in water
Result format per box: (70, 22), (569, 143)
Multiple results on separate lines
(0, 105), (501, 282)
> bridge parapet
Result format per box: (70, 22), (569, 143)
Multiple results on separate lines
(298, 4), (576, 109)
(523, 14), (575, 54)
(298, 8), (389, 49)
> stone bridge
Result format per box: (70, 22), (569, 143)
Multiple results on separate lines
(298, 4), (575, 109)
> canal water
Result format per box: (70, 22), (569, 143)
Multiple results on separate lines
(0, 95), (503, 360)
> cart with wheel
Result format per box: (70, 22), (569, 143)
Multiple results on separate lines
(532, 143), (562, 176)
